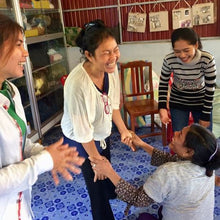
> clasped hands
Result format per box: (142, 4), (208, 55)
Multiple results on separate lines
(90, 155), (109, 182)
(121, 129), (137, 152)
(90, 130), (143, 182)
(45, 138), (85, 185)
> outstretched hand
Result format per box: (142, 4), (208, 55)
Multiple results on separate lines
(129, 130), (154, 156)
(46, 138), (85, 185)
(121, 129), (136, 151)
(129, 130), (145, 147)
(89, 156), (112, 180)
(89, 155), (108, 182)
(89, 156), (121, 186)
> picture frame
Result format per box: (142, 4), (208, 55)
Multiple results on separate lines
(172, 7), (193, 29)
(127, 12), (147, 33)
(149, 11), (169, 32)
(192, 2), (215, 25)
(127, 6), (147, 33)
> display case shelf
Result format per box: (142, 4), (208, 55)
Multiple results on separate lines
(0, 8), (12, 11)
(23, 102), (31, 109)
(40, 110), (63, 135)
(0, 8), (14, 17)
(20, 8), (60, 15)
(35, 84), (62, 101)
(26, 32), (64, 44)
(9, 0), (69, 141)
(32, 59), (66, 73)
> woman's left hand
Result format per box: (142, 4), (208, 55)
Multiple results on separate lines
(121, 129), (136, 151)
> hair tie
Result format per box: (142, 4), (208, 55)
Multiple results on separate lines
(208, 143), (218, 162)
(84, 22), (96, 31)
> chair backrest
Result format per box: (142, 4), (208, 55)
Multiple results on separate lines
(120, 61), (154, 103)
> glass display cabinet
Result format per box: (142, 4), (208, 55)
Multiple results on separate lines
(1, 0), (68, 142)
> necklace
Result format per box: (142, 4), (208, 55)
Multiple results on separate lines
(84, 62), (104, 89)
(90, 74), (104, 90)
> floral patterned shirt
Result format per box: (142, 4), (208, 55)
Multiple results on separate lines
(115, 149), (182, 215)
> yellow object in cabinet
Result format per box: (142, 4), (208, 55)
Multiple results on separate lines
(0, 0), (7, 8)
(32, 0), (50, 9)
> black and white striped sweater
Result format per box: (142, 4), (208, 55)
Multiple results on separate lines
(158, 50), (216, 121)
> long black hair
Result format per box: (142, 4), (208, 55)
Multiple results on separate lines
(171, 28), (203, 50)
(75, 19), (116, 59)
(184, 124), (220, 177)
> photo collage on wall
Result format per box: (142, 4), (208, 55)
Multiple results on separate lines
(149, 11), (169, 32)
(149, 2), (169, 32)
(127, 5), (147, 33)
(172, 7), (193, 29)
(192, 2), (215, 25)
(127, 0), (216, 33)
(172, 1), (215, 29)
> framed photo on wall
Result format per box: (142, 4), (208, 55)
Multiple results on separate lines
(127, 12), (147, 33)
(192, 2), (215, 25)
(149, 11), (169, 32)
(172, 8), (193, 29)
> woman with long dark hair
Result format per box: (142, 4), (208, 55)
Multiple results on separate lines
(90, 124), (220, 220)
(61, 20), (133, 219)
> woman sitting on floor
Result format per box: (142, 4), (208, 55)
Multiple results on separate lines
(90, 124), (220, 220)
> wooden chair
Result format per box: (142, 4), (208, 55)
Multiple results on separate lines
(120, 60), (167, 146)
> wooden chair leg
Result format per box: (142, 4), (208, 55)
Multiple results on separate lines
(130, 115), (135, 132)
(124, 109), (128, 128)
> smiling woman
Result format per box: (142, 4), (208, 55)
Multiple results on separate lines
(0, 13), (84, 220)
(90, 123), (220, 220)
(60, 19), (134, 220)
(158, 28), (216, 132)
(0, 32), (28, 81)
(173, 39), (198, 63)
(0, 17), (28, 85)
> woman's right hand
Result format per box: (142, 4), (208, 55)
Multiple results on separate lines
(129, 131), (145, 147)
(46, 138), (85, 185)
(81, 141), (108, 182)
(159, 108), (171, 125)
(121, 129), (136, 151)
(89, 156), (113, 180)
(91, 155), (108, 182)
(89, 156), (121, 186)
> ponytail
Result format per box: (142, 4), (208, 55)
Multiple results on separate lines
(185, 124), (220, 177)
(205, 150), (220, 177)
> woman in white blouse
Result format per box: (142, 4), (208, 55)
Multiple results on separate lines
(0, 14), (84, 220)
(61, 19), (133, 220)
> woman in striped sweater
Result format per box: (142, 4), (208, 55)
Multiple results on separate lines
(158, 28), (216, 132)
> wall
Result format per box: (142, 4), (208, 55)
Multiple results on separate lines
(67, 38), (220, 86)
(202, 38), (220, 87)
(61, 0), (220, 42)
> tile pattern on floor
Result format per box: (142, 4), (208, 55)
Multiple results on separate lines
(32, 126), (220, 220)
